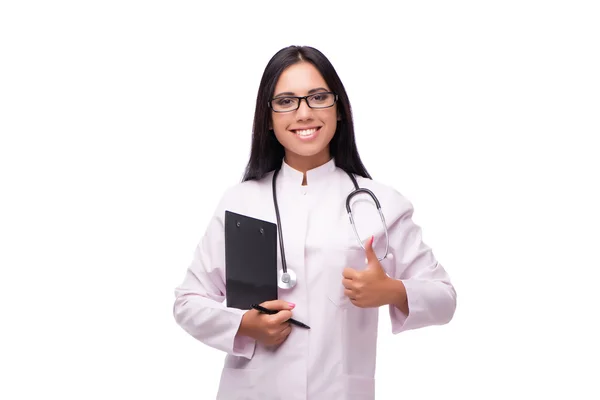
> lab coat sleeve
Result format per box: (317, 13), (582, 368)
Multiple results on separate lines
(172, 190), (256, 359)
(386, 193), (457, 334)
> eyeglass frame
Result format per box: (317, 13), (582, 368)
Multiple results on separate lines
(268, 91), (338, 113)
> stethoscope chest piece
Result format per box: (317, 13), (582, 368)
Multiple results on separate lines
(277, 268), (297, 289)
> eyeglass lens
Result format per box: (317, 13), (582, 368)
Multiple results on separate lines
(271, 92), (335, 112)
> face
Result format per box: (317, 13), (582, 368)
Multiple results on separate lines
(270, 62), (338, 171)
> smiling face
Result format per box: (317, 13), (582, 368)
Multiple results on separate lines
(270, 62), (338, 172)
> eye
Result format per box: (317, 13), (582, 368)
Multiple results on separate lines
(274, 97), (295, 106)
(309, 93), (331, 103)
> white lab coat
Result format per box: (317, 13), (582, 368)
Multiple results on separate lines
(173, 158), (456, 400)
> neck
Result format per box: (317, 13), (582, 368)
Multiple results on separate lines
(284, 150), (331, 185)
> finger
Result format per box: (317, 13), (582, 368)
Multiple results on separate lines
(261, 300), (295, 310)
(279, 324), (292, 337)
(342, 278), (353, 289)
(266, 320), (289, 336)
(342, 267), (357, 279)
(269, 322), (290, 337)
(344, 288), (355, 298)
(271, 310), (292, 324)
(274, 326), (292, 345)
(364, 235), (377, 264)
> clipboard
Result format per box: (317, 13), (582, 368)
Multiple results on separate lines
(224, 210), (278, 310)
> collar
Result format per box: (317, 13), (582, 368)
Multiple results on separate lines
(279, 157), (337, 186)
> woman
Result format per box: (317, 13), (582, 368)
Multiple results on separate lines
(173, 45), (457, 400)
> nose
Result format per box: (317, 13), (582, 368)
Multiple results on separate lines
(295, 98), (313, 120)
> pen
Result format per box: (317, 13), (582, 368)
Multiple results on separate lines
(251, 304), (311, 329)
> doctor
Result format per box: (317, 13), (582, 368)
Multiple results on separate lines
(173, 45), (457, 400)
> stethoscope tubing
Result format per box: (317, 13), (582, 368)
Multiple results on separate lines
(346, 187), (390, 262)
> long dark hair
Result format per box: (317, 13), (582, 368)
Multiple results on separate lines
(241, 45), (371, 182)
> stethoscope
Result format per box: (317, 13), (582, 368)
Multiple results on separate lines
(272, 167), (391, 289)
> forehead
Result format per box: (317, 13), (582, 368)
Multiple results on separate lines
(274, 62), (330, 95)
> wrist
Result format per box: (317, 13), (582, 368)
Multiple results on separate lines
(237, 310), (256, 338)
(385, 277), (408, 311)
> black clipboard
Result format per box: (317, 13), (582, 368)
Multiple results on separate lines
(224, 210), (278, 310)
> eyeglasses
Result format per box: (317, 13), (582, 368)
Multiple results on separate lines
(268, 91), (338, 113)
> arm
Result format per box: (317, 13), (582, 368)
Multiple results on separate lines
(172, 199), (256, 359)
(384, 195), (457, 334)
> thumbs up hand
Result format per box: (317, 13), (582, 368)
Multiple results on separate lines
(342, 236), (406, 309)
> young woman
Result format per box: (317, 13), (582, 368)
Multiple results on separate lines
(173, 45), (457, 400)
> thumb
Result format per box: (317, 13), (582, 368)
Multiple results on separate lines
(261, 300), (295, 310)
(364, 235), (378, 265)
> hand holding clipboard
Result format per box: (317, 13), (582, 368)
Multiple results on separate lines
(224, 211), (310, 347)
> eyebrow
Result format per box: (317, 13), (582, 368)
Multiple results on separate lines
(273, 87), (330, 98)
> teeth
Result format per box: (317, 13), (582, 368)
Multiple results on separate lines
(295, 128), (317, 136)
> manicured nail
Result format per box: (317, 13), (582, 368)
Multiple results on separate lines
(370, 235), (374, 245)
(288, 303), (295, 308)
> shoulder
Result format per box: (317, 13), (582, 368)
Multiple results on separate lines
(351, 173), (415, 220)
(212, 171), (275, 220)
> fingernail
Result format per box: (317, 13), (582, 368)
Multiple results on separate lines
(370, 235), (374, 245)
(288, 303), (295, 308)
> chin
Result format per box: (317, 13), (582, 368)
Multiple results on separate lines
(288, 144), (327, 157)
(286, 144), (332, 161)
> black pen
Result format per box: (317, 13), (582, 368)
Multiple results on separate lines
(251, 304), (311, 329)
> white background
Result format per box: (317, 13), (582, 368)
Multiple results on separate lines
(1, 1), (599, 399)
